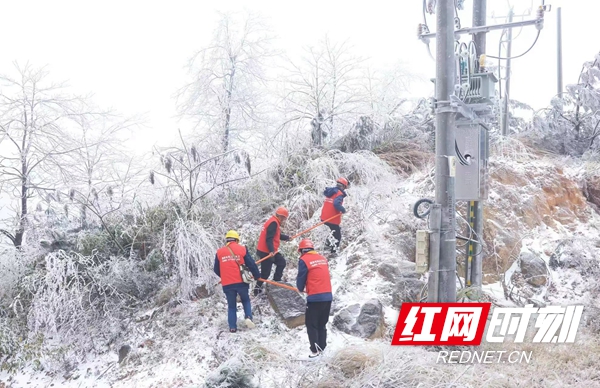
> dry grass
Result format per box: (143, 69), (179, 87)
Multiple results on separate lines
(468, 330), (600, 387)
(378, 151), (434, 177)
(492, 135), (539, 161)
(248, 329), (600, 388)
(330, 346), (383, 378)
(244, 342), (287, 364)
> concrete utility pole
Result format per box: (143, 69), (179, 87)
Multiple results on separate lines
(557, 7), (563, 95)
(419, 0), (546, 301)
(501, 8), (514, 136)
(468, 0), (487, 291)
(428, 0), (457, 303)
(472, 0), (487, 58)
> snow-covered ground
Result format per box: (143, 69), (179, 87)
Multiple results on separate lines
(3, 150), (600, 388)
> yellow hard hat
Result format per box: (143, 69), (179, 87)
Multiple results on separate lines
(225, 230), (240, 240)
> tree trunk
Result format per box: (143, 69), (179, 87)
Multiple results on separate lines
(223, 57), (236, 152)
(574, 102), (581, 140)
(14, 108), (29, 248)
(14, 156), (27, 248)
(223, 106), (231, 152)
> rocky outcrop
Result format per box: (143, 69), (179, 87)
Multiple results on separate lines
(192, 284), (213, 300)
(377, 262), (401, 282)
(333, 304), (360, 333)
(333, 300), (385, 339)
(355, 300), (386, 339)
(582, 175), (600, 211)
(377, 261), (419, 283)
(519, 251), (548, 287)
(392, 278), (425, 307)
(118, 345), (131, 364)
(481, 162), (588, 283)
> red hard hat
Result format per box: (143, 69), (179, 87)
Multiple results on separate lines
(298, 239), (315, 252)
(336, 177), (349, 187)
(275, 206), (289, 218)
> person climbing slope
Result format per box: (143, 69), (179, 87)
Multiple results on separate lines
(214, 230), (261, 333)
(320, 177), (348, 254)
(296, 239), (332, 358)
(254, 206), (291, 295)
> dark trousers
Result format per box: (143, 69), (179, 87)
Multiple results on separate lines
(223, 284), (252, 330)
(255, 250), (286, 287)
(324, 223), (342, 252)
(305, 301), (332, 353)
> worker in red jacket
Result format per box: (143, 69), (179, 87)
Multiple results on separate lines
(214, 230), (261, 333)
(254, 206), (291, 295)
(320, 177), (348, 254)
(296, 239), (332, 358)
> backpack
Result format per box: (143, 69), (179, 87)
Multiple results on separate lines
(227, 246), (254, 284)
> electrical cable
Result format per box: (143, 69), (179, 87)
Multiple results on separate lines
(455, 141), (470, 165)
(426, 43), (436, 61)
(456, 236), (471, 248)
(497, 29), (508, 98)
(422, 0), (436, 61)
(468, 40), (477, 73)
(456, 208), (485, 257)
(487, 30), (541, 60)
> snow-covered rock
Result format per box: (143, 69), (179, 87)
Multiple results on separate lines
(265, 282), (306, 328)
(376, 262), (401, 282)
(392, 277), (425, 306)
(519, 251), (548, 287)
(333, 299), (385, 339)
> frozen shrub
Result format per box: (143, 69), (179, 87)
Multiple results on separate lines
(524, 53), (600, 156)
(490, 133), (535, 162)
(0, 247), (29, 304)
(25, 251), (125, 345)
(0, 318), (20, 361)
(168, 218), (219, 299)
(100, 256), (161, 300)
(0, 318), (45, 373)
(143, 249), (165, 272)
(204, 357), (257, 388)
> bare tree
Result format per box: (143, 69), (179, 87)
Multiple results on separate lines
(176, 12), (273, 152)
(362, 64), (415, 120)
(57, 116), (140, 224)
(0, 63), (100, 248)
(280, 36), (365, 147)
(63, 159), (144, 252)
(150, 130), (262, 215)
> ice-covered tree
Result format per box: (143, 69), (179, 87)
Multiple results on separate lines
(528, 53), (600, 155)
(362, 64), (415, 121)
(0, 63), (100, 248)
(55, 116), (144, 246)
(176, 12), (273, 152)
(281, 36), (365, 147)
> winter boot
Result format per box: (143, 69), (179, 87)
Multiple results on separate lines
(244, 318), (256, 329)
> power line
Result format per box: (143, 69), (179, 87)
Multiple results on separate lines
(487, 30), (541, 60)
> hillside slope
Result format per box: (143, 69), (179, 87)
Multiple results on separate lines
(2, 142), (600, 388)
